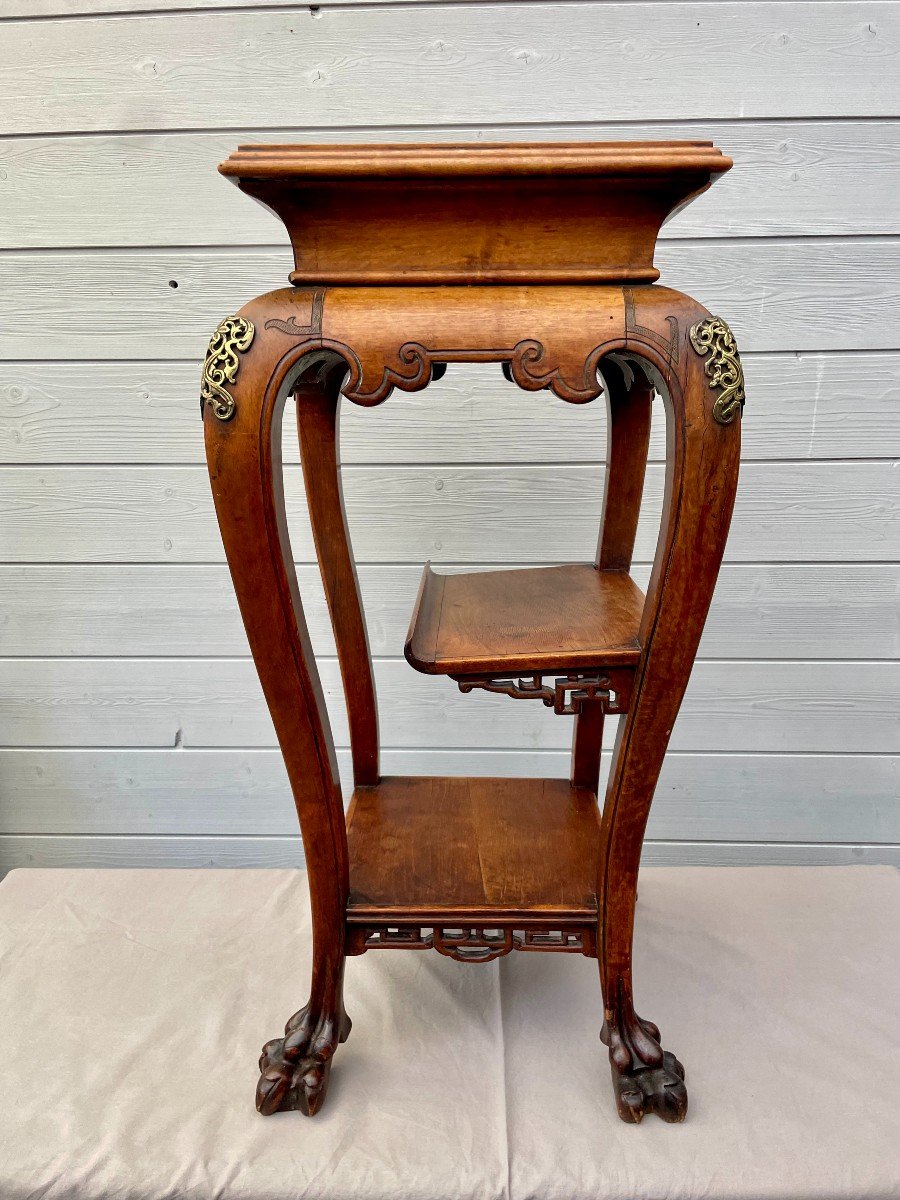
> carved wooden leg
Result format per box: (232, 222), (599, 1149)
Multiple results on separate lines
(258, 960), (353, 1116)
(595, 357), (653, 574)
(571, 359), (653, 794)
(596, 298), (743, 1122)
(201, 293), (357, 1116)
(296, 378), (379, 787)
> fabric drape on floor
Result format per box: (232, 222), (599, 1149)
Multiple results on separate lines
(0, 866), (897, 1200)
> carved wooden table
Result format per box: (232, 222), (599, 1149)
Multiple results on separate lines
(201, 143), (743, 1125)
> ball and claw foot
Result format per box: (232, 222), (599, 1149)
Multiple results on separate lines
(256, 1003), (352, 1116)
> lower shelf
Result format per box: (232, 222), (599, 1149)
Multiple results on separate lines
(346, 775), (602, 926)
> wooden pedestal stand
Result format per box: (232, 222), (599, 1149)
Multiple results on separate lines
(201, 143), (743, 1124)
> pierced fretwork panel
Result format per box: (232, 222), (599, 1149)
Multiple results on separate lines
(453, 672), (631, 715)
(359, 925), (596, 960)
(516, 929), (588, 952)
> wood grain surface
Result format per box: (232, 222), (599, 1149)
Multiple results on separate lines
(405, 563), (644, 674)
(346, 775), (601, 920)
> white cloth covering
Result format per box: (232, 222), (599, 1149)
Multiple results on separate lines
(0, 866), (897, 1200)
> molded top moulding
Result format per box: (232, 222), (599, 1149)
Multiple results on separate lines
(219, 141), (732, 286)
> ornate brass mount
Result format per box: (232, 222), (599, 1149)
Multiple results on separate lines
(200, 315), (255, 421)
(689, 315), (745, 426)
(356, 925), (593, 961)
(453, 672), (628, 716)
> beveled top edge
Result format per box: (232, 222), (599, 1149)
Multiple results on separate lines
(220, 140), (732, 180)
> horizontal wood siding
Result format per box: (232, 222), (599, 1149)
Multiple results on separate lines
(3, 750), (897, 843)
(3, 836), (895, 871)
(1, 463), (896, 563)
(1, 658), (897, 752)
(0, 0), (897, 874)
(2, 354), (898, 464)
(3, 122), (898, 248)
(2, 564), (898, 659)
(3, 5), (897, 134)
(2, 242), (899, 358)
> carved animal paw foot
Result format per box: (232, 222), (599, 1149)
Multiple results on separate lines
(256, 1004), (351, 1116)
(610, 1050), (688, 1124)
(601, 1007), (687, 1124)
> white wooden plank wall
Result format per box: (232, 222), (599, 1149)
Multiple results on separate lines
(0, 0), (898, 874)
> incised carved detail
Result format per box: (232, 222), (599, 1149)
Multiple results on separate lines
(624, 286), (679, 363)
(200, 315), (255, 421)
(689, 315), (745, 425)
(264, 287), (326, 337)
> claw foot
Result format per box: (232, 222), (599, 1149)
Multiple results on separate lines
(609, 1048), (688, 1124)
(601, 1009), (687, 1123)
(256, 1003), (351, 1116)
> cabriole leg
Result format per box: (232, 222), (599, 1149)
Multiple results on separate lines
(201, 295), (354, 1116)
(596, 300), (743, 1122)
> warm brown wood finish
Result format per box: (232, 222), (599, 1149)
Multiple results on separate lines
(203, 141), (742, 1124)
(346, 776), (601, 925)
(295, 378), (379, 786)
(570, 358), (654, 798)
(596, 357), (654, 572)
(405, 563), (644, 676)
(220, 142), (732, 285)
(571, 699), (607, 794)
(204, 348), (351, 1117)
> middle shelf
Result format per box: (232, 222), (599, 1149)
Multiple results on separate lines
(404, 561), (645, 678)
